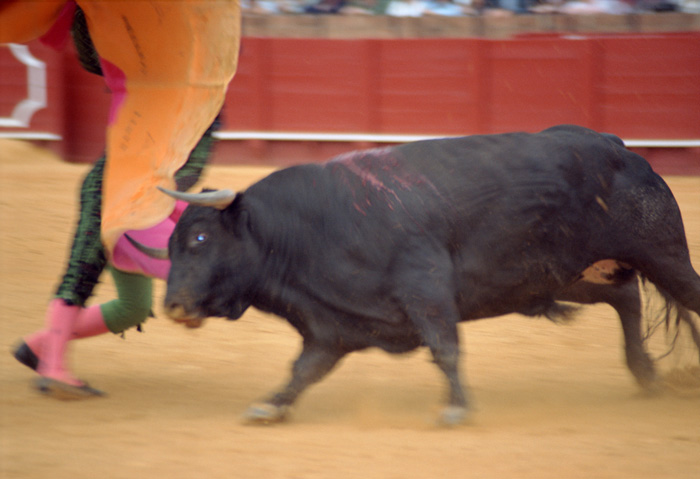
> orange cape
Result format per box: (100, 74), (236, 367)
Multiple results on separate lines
(0, 0), (241, 254)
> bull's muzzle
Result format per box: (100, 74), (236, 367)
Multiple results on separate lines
(164, 297), (207, 328)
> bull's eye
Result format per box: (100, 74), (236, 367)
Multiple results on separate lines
(189, 232), (208, 248)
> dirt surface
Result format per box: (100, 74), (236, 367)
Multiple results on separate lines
(1, 140), (699, 479)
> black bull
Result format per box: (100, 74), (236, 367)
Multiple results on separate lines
(146, 125), (700, 425)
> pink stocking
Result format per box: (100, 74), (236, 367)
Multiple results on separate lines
(37, 299), (82, 386)
(26, 302), (110, 381)
(112, 214), (176, 280)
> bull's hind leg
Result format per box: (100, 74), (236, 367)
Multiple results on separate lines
(632, 254), (700, 369)
(556, 275), (658, 390)
(589, 178), (700, 384)
(611, 179), (700, 318)
(639, 256), (700, 319)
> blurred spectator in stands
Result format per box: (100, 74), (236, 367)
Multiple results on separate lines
(479, 0), (533, 14)
(634, 0), (680, 10)
(290, 0), (391, 15)
(335, 1), (389, 14)
(243, 0), (305, 14)
(304, 0), (349, 13)
(385, 0), (428, 15)
(678, 0), (700, 11)
(454, 0), (481, 14)
(529, 0), (565, 13)
(241, 0), (691, 14)
(557, 0), (633, 13)
(368, 0), (397, 12)
(423, 0), (471, 15)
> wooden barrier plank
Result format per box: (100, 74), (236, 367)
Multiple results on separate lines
(599, 34), (700, 139)
(487, 37), (592, 133)
(377, 39), (480, 135)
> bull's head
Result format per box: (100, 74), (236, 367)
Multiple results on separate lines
(129, 187), (261, 326)
(126, 187), (236, 260)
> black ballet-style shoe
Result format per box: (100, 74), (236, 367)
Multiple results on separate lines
(12, 341), (39, 371)
(34, 377), (106, 400)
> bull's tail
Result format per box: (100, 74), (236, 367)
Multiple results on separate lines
(641, 281), (700, 394)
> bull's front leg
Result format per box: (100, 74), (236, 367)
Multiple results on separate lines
(402, 302), (470, 424)
(242, 339), (344, 425)
(422, 322), (471, 426)
(398, 261), (471, 426)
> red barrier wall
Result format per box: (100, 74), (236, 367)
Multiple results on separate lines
(0, 41), (65, 140)
(225, 34), (700, 138)
(2, 32), (699, 174)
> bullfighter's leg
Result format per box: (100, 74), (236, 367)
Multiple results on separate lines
(13, 117), (218, 397)
(243, 340), (345, 424)
(556, 276), (658, 391)
(33, 299), (101, 397)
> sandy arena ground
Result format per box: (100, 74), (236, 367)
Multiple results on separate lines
(1, 139), (699, 479)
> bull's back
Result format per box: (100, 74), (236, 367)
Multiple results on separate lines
(394, 125), (638, 197)
(254, 125), (667, 251)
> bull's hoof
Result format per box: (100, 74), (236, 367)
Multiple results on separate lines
(437, 406), (471, 427)
(172, 317), (207, 329)
(662, 366), (700, 397)
(242, 403), (289, 425)
(184, 318), (206, 329)
(636, 376), (664, 397)
(34, 377), (106, 400)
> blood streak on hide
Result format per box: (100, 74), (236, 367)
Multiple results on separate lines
(329, 147), (440, 217)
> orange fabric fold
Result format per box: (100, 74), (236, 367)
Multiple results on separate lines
(0, 1), (66, 43)
(79, 0), (241, 254)
(1, 0), (241, 255)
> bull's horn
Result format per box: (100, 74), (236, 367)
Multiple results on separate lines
(157, 186), (236, 210)
(125, 234), (169, 260)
